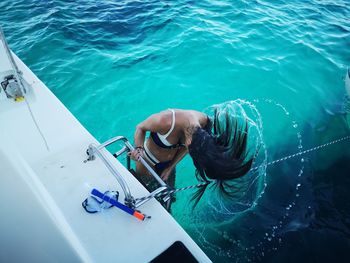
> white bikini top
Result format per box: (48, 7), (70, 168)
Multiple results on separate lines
(156, 109), (176, 147)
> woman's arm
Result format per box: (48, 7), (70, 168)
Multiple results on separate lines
(133, 113), (166, 146)
(161, 147), (188, 180)
(169, 147), (188, 169)
(133, 124), (146, 149)
(129, 112), (168, 161)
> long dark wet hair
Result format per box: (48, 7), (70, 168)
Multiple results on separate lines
(188, 108), (254, 208)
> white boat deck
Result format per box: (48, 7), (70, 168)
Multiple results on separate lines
(0, 37), (211, 262)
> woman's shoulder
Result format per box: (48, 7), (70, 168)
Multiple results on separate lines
(153, 110), (173, 132)
(154, 109), (206, 129)
(183, 110), (207, 122)
(173, 109), (206, 128)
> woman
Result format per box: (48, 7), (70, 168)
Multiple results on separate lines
(129, 108), (254, 207)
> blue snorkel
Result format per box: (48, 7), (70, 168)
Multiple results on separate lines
(90, 189), (148, 221)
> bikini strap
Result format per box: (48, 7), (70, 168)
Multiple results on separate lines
(163, 109), (176, 138)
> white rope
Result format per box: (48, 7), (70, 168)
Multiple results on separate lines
(24, 98), (50, 151)
(1, 27), (50, 151)
(135, 134), (350, 202)
(251, 135), (350, 171)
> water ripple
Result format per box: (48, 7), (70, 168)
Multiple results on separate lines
(1, 0), (350, 262)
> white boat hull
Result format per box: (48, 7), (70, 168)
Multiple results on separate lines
(0, 32), (211, 263)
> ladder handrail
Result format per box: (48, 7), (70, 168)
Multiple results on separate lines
(86, 136), (169, 208)
(95, 136), (167, 187)
(87, 143), (134, 207)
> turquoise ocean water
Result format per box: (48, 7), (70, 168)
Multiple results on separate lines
(1, 0), (350, 261)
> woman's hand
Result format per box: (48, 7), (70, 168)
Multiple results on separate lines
(128, 147), (144, 161)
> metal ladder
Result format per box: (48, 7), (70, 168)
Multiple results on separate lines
(85, 136), (173, 209)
